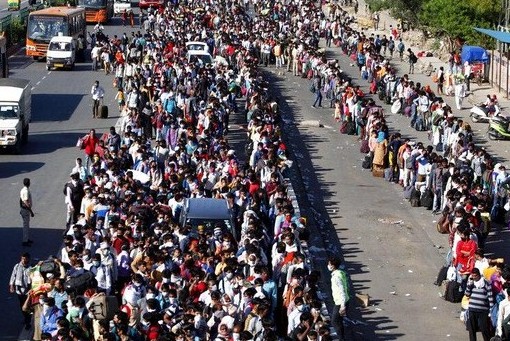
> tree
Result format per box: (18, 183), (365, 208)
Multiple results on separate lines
(418, 0), (500, 48)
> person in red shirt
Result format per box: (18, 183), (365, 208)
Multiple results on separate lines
(82, 129), (99, 171)
(454, 228), (478, 276)
(188, 270), (207, 303)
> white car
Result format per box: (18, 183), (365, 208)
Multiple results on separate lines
(185, 41), (209, 53)
(187, 49), (214, 66)
(114, 0), (131, 15)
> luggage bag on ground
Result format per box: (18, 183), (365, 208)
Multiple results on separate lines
(100, 105), (108, 119)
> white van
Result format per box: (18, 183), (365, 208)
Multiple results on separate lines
(46, 35), (76, 71)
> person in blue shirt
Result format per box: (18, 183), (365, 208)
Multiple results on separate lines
(40, 297), (64, 335)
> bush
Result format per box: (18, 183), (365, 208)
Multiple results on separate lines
(10, 18), (26, 45)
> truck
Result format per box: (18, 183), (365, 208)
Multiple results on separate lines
(0, 79), (32, 153)
(46, 35), (76, 70)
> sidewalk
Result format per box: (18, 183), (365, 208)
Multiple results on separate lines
(342, 0), (510, 163)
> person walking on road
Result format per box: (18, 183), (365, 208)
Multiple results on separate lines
(311, 74), (323, 108)
(91, 80), (105, 118)
(9, 252), (32, 330)
(328, 257), (350, 341)
(19, 178), (34, 247)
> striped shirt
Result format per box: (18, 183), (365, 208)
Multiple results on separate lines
(465, 279), (494, 312)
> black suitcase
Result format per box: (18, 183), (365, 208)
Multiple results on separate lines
(100, 105), (108, 119)
(64, 271), (97, 295)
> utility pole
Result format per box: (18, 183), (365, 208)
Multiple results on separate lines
(499, 0), (510, 32)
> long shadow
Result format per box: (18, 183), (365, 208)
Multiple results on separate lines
(0, 227), (63, 341)
(31, 94), (85, 122)
(0, 161), (45, 179)
(22, 132), (85, 155)
(262, 69), (400, 340)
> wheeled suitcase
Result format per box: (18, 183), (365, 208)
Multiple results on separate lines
(100, 105), (108, 119)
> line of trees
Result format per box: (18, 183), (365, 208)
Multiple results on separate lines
(366, 0), (502, 48)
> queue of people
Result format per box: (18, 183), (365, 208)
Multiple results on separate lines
(9, 1), (360, 341)
(301, 3), (510, 341)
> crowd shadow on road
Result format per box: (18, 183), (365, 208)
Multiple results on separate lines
(0, 161), (45, 179)
(262, 69), (404, 340)
(22, 132), (85, 155)
(31, 94), (85, 122)
(0, 227), (63, 341)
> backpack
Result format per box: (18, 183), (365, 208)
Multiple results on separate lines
(388, 40), (395, 50)
(403, 185), (414, 200)
(398, 42), (405, 52)
(443, 280), (463, 303)
(64, 271), (97, 295)
(436, 213), (450, 234)
(361, 155), (372, 169)
(40, 260), (60, 278)
(420, 189), (433, 210)
(410, 54), (418, 64)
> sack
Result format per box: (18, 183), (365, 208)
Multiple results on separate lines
(432, 114), (443, 126)
(384, 168), (393, 181)
(391, 100), (401, 114)
(420, 189), (434, 210)
(355, 293), (370, 308)
(360, 140), (370, 154)
(410, 187), (420, 207)
(443, 280), (463, 303)
(307, 69), (314, 79)
(76, 137), (84, 149)
(64, 271), (97, 295)
(372, 165), (384, 178)
(309, 84), (316, 93)
(361, 155), (372, 169)
(432, 75), (438, 83)
(403, 185), (414, 200)
(88, 293), (119, 321)
(436, 214), (450, 234)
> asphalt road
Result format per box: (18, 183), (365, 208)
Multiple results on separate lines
(265, 45), (510, 340)
(0, 20), (138, 341)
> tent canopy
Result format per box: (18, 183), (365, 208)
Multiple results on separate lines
(461, 45), (489, 64)
(474, 28), (510, 44)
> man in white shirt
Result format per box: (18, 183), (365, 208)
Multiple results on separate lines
(91, 80), (104, 118)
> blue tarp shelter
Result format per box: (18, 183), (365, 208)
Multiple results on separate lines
(461, 45), (489, 64)
(473, 27), (510, 97)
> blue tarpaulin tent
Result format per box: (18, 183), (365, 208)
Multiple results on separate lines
(461, 45), (489, 64)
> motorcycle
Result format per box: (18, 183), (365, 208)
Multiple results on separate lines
(470, 103), (501, 123)
(488, 118), (510, 140)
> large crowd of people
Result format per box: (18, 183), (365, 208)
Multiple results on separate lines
(9, 1), (364, 341)
(11, 0), (510, 339)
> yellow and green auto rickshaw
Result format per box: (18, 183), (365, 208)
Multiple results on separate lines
(8, 0), (21, 11)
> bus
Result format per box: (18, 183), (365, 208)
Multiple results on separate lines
(0, 36), (8, 78)
(26, 7), (86, 59)
(77, 0), (114, 24)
